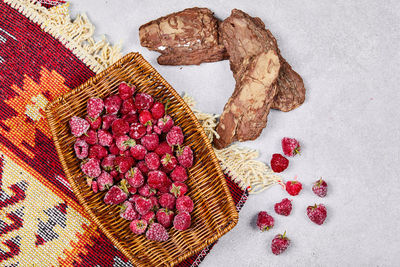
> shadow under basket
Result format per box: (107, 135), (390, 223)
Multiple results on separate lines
(45, 52), (238, 267)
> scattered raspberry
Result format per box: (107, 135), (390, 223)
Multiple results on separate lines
(130, 144), (147, 160)
(166, 126), (184, 147)
(176, 196), (194, 213)
(87, 97), (104, 119)
(97, 171), (114, 191)
(159, 193), (176, 210)
(173, 212), (191, 231)
(104, 185), (127, 205)
(271, 231), (290, 255)
(286, 180), (303, 196)
(142, 212), (155, 224)
(139, 110), (153, 125)
(101, 114), (117, 130)
(157, 115), (174, 133)
(151, 102), (165, 120)
(120, 201), (139, 220)
(161, 153), (178, 172)
(282, 137), (301, 157)
(155, 142), (173, 156)
(88, 144), (108, 159)
(270, 154), (289, 173)
(170, 165), (188, 182)
(130, 219), (148, 235)
(149, 196), (159, 211)
(111, 119), (129, 136)
(74, 139), (89, 159)
(307, 204), (327, 225)
(104, 95), (122, 114)
(176, 146), (193, 168)
(97, 129), (113, 147)
(81, 129), (98, 145)
(147, 170), (168, 189)
(137, 160), (150, 175)
(274, 198), (292, 216)
(121, 113), (137, 123)
(115, 156), (134, 173)
(141, 133), (159, 151)
(86, 116), (102, 130)
(169, 182), (188, 198)
(115, 135), (136, 151)
(135, 93), (154, 110)
(129, 122), (147, 139)
(145, 152), (160, 170)
(156, 208), (174, 228)
(312, 178), (328, 197)
(91, 180), (98, 193)
(256, 211), (274, 231)
(69, 116), (90, 137)
(135, 197), (152, 215)
(118, 82), (134, 100)
(125, 167), (144, 188)
(109, 143), (121, 155)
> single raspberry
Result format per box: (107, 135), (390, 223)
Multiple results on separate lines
(307, 204), (327, 225)
(156, 208), (174, 228)
(104, 185), (127, 205)
(169, 182), (188, 198)
(91, 180), (98, 193)
(97, 129), (113, 147)
(121, 113), (137, 123)
(81, 129), (98, 145)
(176, 146), (193, 168)
(101, 155), (115, 171)
(137, 161), (150, 175)
(129, 194), (141, 203)
(256, 211), (274, 231)
(86, 115), (102, 130)
(270, 154), (289, 173)
(74, 139), (89, 159)
(155, 142), (173, 156)
(173, 212), (191, 231)
(142, 212), (156, 224)
(130, 144), (147, 160)
(130, 219), (148, 235)
(135, 93), (154, 110)
(149, 196), (159, 211)
(135, 197), (152, 215)
(146, 223), (169, 242)
(176, 196), (194, 213)
(147, 170), (168, 189)
(170, 165), (188, 182)
(121, 98), (136, 114)
(153, 125), (162, 135)
(151, 102), (165, 120)
(97, 171), (114, 191)
(138, 184), (156, 197)
(120, 201), (139, 220)
(161, 153), (177, 172)
(141, 133), (159, 151)
(159, 193), (176, 210)
(128, 186), (137, 195)
(87, 97), (104, 119)
(101, 114), (117, 130)
(145, 152), (160, 170)
(88, 144), (107, 159)
(157, 115), (174, 133)
(125, 167), (144, 188)
(69, 116), (90, 137)
(139, 110), (153, 125)
(129, 122), (146, 139)
(123, 149), (132, 157)
(115, 156), (135, 173)
(104, 95), (122, 114)
(158, 178), (172, 193)
(286, 180), (303, 196)
(118, 82), (134, 100)
(274, 198), (292, 216)
(166, 126), (184, 147)
(271, 231), (290, 255)
(111, 119), (129, 136)
(282, 137), (301, 157)
(109, 143), (121, 155)
(146, 124), (153, 134)
(110, 170), (119, 179)
(115, 135), (136, 151)
(312, 178), (328, 197)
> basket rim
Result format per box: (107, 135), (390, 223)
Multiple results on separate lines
(45, 52), (239, 266)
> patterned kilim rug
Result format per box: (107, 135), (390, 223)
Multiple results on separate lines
(0, 0), (251, 266)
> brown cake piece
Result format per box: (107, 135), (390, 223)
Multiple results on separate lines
(139, 7), (228, 65)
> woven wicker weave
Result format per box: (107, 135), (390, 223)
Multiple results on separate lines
(45, 52), (238, 266)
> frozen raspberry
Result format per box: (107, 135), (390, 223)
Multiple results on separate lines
(157, 115), (174, 133)
(138, 184), (156, 197)
(137, 161), (150, 175)
(270, 154), (289, 173)
(104, 95), (121, 114)
(176, 196), (194, 213)
(91, 180), (98, 193)
(307, 204), (327, 225)
(256, 211), (274, 231)
(166, 126), (184, 147)
(148, 170), (168, 189)
(121, 113), (137, 124)
(141, 133), (159, 151)
(74, 139), (89, 159)
(86, 116), (102, 130)
(88, 144), (107, 159)
(158, 178), (172, 193)
(149, 196), (159, 211)
(115, 135), (136, 151)
(271, 231), (290, 255)
(128, 186), (137, 194)
(151, 102), (165, 120)
(146, 223), (169, 242)
(112, 119), (129, 136)
(121, 98), (136, 115)
(110, 170), (119, 179)
(125, 167), (144, 188)
(115, 156), (134, 173)
(120, 201), (139, 220)
(130, 144), (147, 160)
(169, 182), (188, 198)
(101, 114), (117, 130)
(104, 185), (127, 205)
(129, 194), (140, 203)
(155, 142), (173, 156)
(170, 165), (188, 182)
(123, 149), (132, 157)
(97, 129), (113, 147)
(156, 208), (174, 228)
(142, 212), (155, 224)
(312, 178), (328, 197)
(81, 129), (98, 145)
(145, 152), (160, 170)
(286, 180), (303, 196)
(146, 124), (153, 134)
(274, 198), (292, 216)
(118, 82), (134, 100)
(135, 197), (152, 215)
(173, 212), (191, 231)
(129, 122), (146, 140)
(69, 116), (90, 137)
(159, 193), (176, 210)
(109, 143), (120, 155)
(97, 171), (114, 191)
(161, 154), (178, 172)
(139, 110), (153, 125)
(130, 219), (148, 235)
(176, 146), (193, 168)
(282, 137), (301, 157)
(135, 93), (154, 110)
(87, 97), (104, 119)
(153, 125), (162, 135)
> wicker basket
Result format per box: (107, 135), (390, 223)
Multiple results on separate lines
(45, 52), (238, 266)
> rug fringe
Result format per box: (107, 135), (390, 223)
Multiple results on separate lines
(4, 0), (122, 73)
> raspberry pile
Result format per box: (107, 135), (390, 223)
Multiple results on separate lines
(69, 82), (195, 242)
